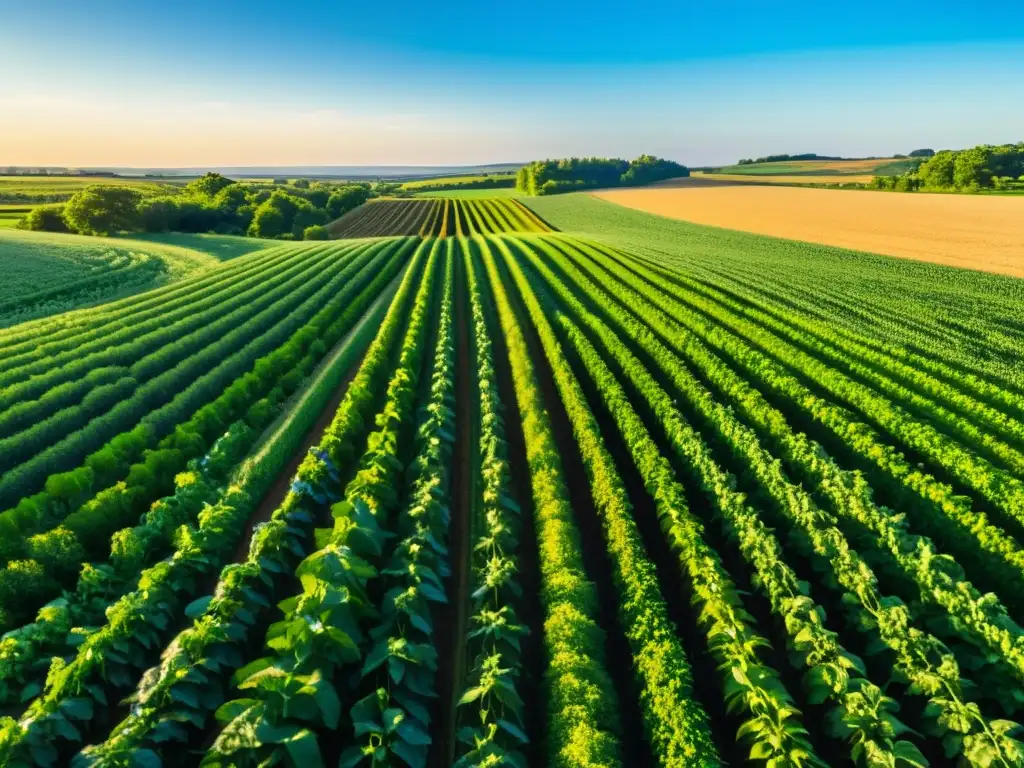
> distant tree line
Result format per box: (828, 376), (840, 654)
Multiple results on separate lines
(516, 155), (688, 195)
(871, 142), (1024, 192)
(735, 151), (935, 165)
(18, 174), (374, 239)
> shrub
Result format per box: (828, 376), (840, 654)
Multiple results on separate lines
(18, 204), (70, 232)
(303, 224), (329, 240)
(63, 186), (143, 235)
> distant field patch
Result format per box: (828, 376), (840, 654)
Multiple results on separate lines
(400, 172), (516, 191)
(591, 184), (1024, 277)
(413, 187), (519, 198)
(0, 175), (176, 204)
(0, 229), (219, 326)
(329, 198), (551, 237)
(691, 171), (877, 185)
(707, 157), (919, 177)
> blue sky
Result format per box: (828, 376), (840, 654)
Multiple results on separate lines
(2, 1), (1023, 167)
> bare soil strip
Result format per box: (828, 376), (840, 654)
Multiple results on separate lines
(593, 184), (1024, 278)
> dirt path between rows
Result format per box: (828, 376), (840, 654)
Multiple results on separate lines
(229, 272), (405, 563)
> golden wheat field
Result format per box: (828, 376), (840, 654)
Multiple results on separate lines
(592, 184), (1024, 277)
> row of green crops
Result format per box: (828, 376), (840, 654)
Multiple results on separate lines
(450, 243), (529, 766)
(478, 236), (624, 766)
(339, 241), (457, 767)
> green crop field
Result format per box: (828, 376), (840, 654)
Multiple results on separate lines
(0, 176), (178, 205)
(0, 229), (226, 327)
(121, 231), (278, 261)
(412, 186), (520, 198)
(400, 172), (516, 190)
(0, 192), (1021, 768)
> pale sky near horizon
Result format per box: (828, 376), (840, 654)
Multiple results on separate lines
(2, 1), (1023, 168)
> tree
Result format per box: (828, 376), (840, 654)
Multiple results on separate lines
(304, 188), (330, 209)
(326, 186), (371, 218)
(62, 186), (142, 235)
(953, 146), (993, 188)
(247, 191), (311, 238)
(17, 204), (69, 232)
(917, 151), (956, 188)
(138, 197), (181, 232)
(248, 203), (287, 238)
(185, 172), (235, 198)
(213, 184), (250, 209)
(303, 224), (329, 240)
(620, 155), (689, 186)
(908, 149), (935, 157)
(291, 199), (327, 238)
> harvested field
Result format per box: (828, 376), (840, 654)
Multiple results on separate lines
(592, 183), (1024, 277)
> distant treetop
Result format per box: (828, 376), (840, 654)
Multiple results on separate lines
(908, 149), (936, 157)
